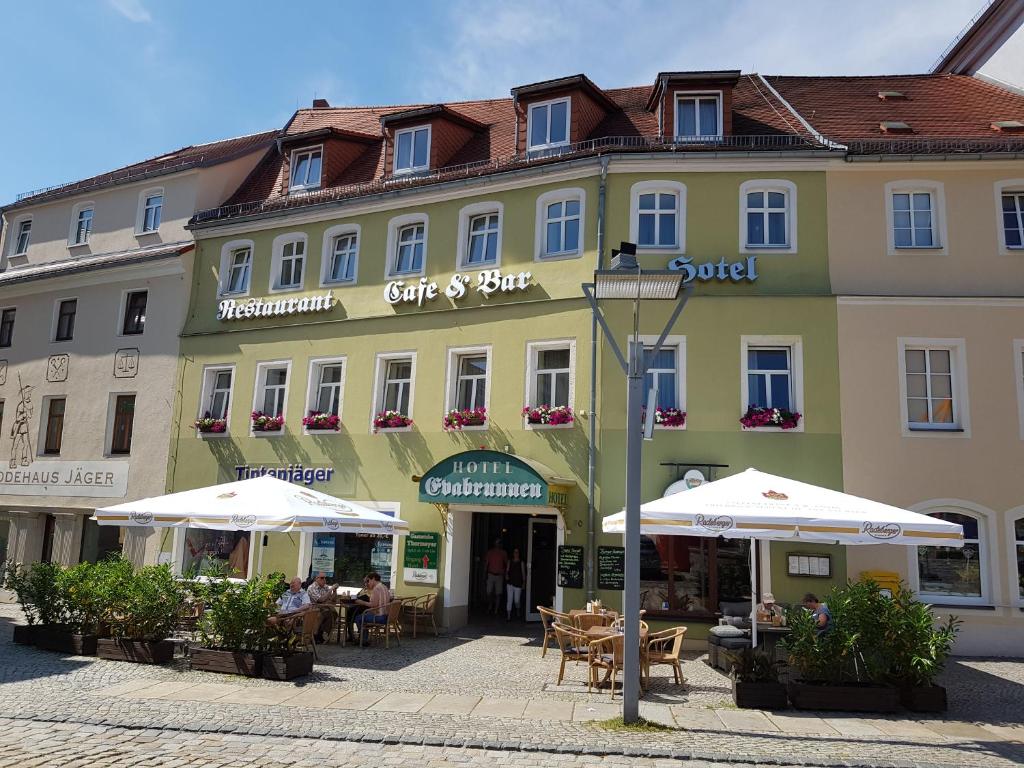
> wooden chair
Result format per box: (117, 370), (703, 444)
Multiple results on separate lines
(402, 593), (438, 638)
(538, 606), (571, 658)
(574, 613), (611, 632)
(644, 626), (687, 686)
(552, 621), (590, 685)
(361, 601), (402, 648)
(588, 633), (625, 698)
(294, 608), (323, 660)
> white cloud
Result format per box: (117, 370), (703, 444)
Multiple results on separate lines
(106, 0), (152, 23)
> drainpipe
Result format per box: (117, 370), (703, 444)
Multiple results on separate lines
(587, 156), (610, 600)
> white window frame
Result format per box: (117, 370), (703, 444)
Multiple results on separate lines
(739, 179), (797, 253)
(197, 364), (235, 436)
(1007, 505), (1024, 609)
(632, 334), (687, 430)
(444, 345), (492, 428)
(269, 233), (308, 293)
(251, 360), (292, 435)
(385, 213), (428, 279)
(739, 335), (805, 433)
(370, 351), (417, 432)
(288, 146), (323, 193)
(456, 202), (503, 269)
(304, 356), (347, 431)
(135, 187), (164, 235)
(908, 501), (994, 608)
(392, 125), (431, 175)
(674, 91), (723, 140)
(994, 179), (1024, 255)
(527, 97), (571, 152)
(8, 215), (32, 257)
(524, 339), (576, 430)
(320, 224), (360, 287)
(535, 188), (585, 261)
(51, 296), (78, 343)
(116, 287), (148, 337)
(885, 180), (947, 255)
(218, 239), (255, 297)
(68, 202), (95, 247)
(897, 337), (970, 438)
(629, 180), (686, 254)
(1013, 339), (1024, 441)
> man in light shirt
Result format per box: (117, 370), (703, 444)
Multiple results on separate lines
(307, 572), (336, 643)
(352, 572), (390, 645)
(277, 576), (311, 614)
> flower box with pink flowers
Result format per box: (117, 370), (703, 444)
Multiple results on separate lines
(373, 410), (413, 432)
(740, 406), (801, 430)
(251, 411), (285, 432)
(443, 407), (487, 432)
(522, 404), (574, 427)
(194, 415), (227, 434)
(302, 411), (340, 432)
(653, 407), (686, 428)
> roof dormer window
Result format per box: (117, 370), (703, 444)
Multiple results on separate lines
(528, 97), (570, 152)
(675, 93), (721, 140)
(289, 147), (322, 192)
(394, 126), (430, 175)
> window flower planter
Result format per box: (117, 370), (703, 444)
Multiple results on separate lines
(302, 411), (340, 431)
(251, 411), (284, 432)
(647, 407), (686, 428)
(194, 415), (227, 434)
(373, 411), (413, 432)
(740, 406), (801, 430)
(522, 404), (574, 426)
(443, 407), (487, 432)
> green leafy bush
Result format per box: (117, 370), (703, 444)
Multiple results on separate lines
(1, 562), (40, 626)
(883, 584), (960, 688)
(194, 573), (282, 653)
(102, 561), (185, 642)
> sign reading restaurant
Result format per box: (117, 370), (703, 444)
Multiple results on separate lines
(418, 450), (549, 506)
(217, 291), (336, 321)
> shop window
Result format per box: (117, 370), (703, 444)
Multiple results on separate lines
(54, 298), (77, 342)
(308, 532), (393, 587)
(640, 535), (750, 617)
(307, 358), (345, 417)
(0, 519), (8, 565)
(40, 514), (56, 564)
(916, 510), (987, 605)
(0, 308), (15, 348)
(182, 529), (250, 578)
(200, 366), (234, 422)
(675, 93), (721, 139)
(254, 363), (289, 419)
(393, 126), (430, 175)
(79, 517), (122, 564)
(528, 343), (573, 408)
(121, 290), (148, 335)
(110, 394), (135, 455)
(1015, 516), (1024, 602)
(43, 397), (66, 455)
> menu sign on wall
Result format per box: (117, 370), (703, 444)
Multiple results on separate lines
(311, 534), (335, 578)
(597, 546), (625, 591)
(404, 531), (440, 585)
(557, 545), (584, 589)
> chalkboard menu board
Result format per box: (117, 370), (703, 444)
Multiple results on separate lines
(597, 546), (625, 591)
(557, 545), (584, 589)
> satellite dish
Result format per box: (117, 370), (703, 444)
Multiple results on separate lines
(664, 469), (706, 496)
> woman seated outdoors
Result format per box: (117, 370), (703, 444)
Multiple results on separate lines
(352, 571), (390, 646)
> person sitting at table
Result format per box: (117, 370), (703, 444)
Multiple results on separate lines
(352, 571), (389, 645)
(344, 576), (371, 643)
(268, 577), (312, 630)
(307, 572), (336, 643)
(755, 592), (784, 624)
(802, 592), (831, 635)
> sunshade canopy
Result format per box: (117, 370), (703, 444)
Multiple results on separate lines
(94, 475), (409, 536)
(602, 468), (963, 547)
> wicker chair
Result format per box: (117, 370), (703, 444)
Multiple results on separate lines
(537, 606), (571, 658)
(574, 612), (612, 632)
(588, 633), (625, 697)
(361, 601), (402, 648)
(294, 609), (323, 660)
(402, 593), (438, 638)
(551, 621), (590, 685)
(644, 626), (687, 686)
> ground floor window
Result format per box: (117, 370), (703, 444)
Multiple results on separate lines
(916, 511), (983, 601)
(1016, 517), (1024, 601)
(40, 514), (56, 564)
(79, 517), (122, 563)
(639, 535), (750, 617)
(308, 532), (392, 587)
(0, 519), (8, 564)
(183, 529), (250, 577)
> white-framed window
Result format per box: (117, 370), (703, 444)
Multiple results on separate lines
(535, 188), (585, 261)
(912, 505), (990, 607)
(9, 216), (32, 256)
(135, 188), (164, 234)
(897, 338), (969, 436)
(252, 361), (291, 423)
(525, 340), (575, 413)
(633, 335), (687, 424)
(995, 179), (1024, 254)
(393, 126), (431, 175)
(218, 239), (254, 296)
(69, 203), (94, 246)
(318, 224), (359, 286)
(740, 180), (797, 253)
(1012, 511), (1024, 605)
(740, 335), (805, 431)
(199, 365), (235, 424)
(385, 214), (428, 278)
(289, 146), (323, 192)
(456, 202), (503, 269)
(445, 346), (492, 417)
(305, 356), (346, 422)
(270, 233), (307, 292)
(629, 181), (686, 254)
(885, 181), (947, 254)
(675, 92), (722, 139)
(527, 97), (570, 152)
(1014, 339), (1024, 440)
(371, 352), (417, 427)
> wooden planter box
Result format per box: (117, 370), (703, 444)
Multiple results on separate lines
(733, 679), (788, 709)
(190, 646), (262, 677)
(97, 638), (175, 665)
(262, 651), (314, 680)
(788, 681), (899, 713)
(900, 684), (947, 713)
(12, 625), (37, 645)
(34, 627), (97, 656)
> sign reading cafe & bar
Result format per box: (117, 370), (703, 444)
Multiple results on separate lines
(386, 269), (533, 307)
(419, 450), (549, 506)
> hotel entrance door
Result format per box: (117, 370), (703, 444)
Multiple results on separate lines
(525, 517), (556, 621)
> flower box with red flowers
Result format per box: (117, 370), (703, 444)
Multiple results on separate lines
(373, 410), (413, 432)
(194, 415), (228, 434)
(522, 404), (574, 427)
(653, 407), (686, 428)
(251, 411), (285, 432)
(302, 411), (340, 432)
(740, 406), (801, 430)
(443, 407), (487, 432)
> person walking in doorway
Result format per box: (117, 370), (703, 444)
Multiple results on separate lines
(484, 538), (508, 615)
(506, 547), (525, 621)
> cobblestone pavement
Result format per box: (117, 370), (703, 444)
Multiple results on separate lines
(2, 607), (1023, 767)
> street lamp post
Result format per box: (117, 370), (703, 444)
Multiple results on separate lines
(583, 243), (689, 723)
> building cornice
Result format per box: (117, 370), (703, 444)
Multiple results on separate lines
(838, 295), (1024, 307)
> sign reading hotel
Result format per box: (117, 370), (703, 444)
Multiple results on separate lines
(418, 450), (549, 506)
(217, 291), (336, 321)
(386, 269), (533, 307)
(667, 255), (759, 282)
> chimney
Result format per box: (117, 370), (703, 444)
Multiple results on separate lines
(312, 98), (330, 109)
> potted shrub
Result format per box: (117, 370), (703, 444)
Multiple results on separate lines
(190, 573), (281, 676)
(34, 561), (101, 656)
(97, 561), (184, 664)
(522, 404), (574, 426)
(251, 411), (284, 432)
(740, 405), (801, 430)
(302, 411), (340, 431)
(1, 561), (41, 644)
(194, 413), (227, 434)
(262, 619), (314, 680)
(373, 410), (413, 432)
(724, 647), (788, 709)
(442, 407), (487, 432)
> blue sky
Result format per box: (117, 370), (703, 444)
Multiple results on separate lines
(0, 0), (984, 205)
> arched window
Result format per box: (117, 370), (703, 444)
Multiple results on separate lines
(629, 181), (686, 253)
(916, 509), (988, 605)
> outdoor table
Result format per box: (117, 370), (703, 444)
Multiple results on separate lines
(585, 626), (650, 690)
(332, 599), (358, 646)
(755, 623), (791, 661)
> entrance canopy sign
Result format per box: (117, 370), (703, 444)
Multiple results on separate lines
(419, 450), (549, 506)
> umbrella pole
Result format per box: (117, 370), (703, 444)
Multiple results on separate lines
(750, 538), (758, 650)
(257, 534), (265, 577)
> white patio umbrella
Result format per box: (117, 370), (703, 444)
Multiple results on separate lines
(602, 468), (964, 647)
